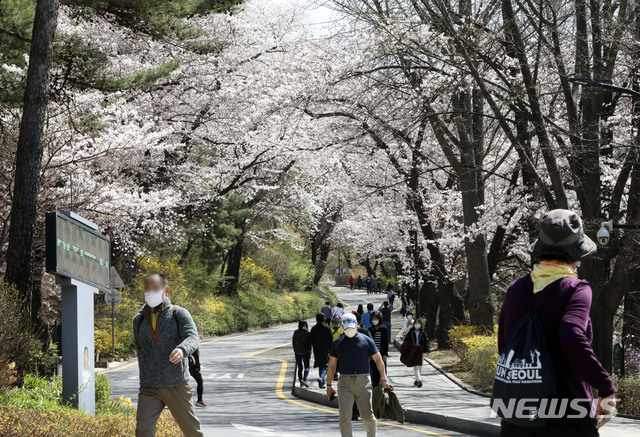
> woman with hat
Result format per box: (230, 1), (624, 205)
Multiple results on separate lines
(498, 209), (616, 436)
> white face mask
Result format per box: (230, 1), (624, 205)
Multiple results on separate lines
(371, 319), (380, 326)
(145, 290), (164, 308)
(414, 323), (422, 330)
(344, 327), (357, 338)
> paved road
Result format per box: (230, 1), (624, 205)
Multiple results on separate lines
(104, 289), (471, 436)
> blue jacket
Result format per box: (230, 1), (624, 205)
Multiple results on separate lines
(362, 310), (373, 329)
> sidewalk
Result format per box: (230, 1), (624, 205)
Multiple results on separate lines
(293, 290), (640, 436)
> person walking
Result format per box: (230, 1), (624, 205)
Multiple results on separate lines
(357, 275), (363, 290)
(398, 311), (413, 340)
(356, 304), (364, 317)
(333, 302), (345, 319)
(348, 275), (355, 290)
(376, 276), (382, 294)
(497, 209), (616, 436)
(387, 290), (395, 309)
(400, 292), (409, 318)
(326, 314), (389, 437)
(292, 320), (312, 388)
(361, 303), (374, 329)
(331, 314), (345, 341)
(188, 349), (207, 407)
(401, 319), (430, 388)
(311, 313), (333, 389)
(379, 301), (392, 341)
(133, 274), (204, 437)
(321, 301), (333, 324)
(368, 311), (389, 388)
(365, 276), (373, 294)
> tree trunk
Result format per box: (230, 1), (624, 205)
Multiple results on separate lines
(222, 231), (244, 295)
(358, 257), (376, 277)
(452, 88), (494, 331)
(342, 249), (352, 269)
(422, 279), (439, 341)
(379, 261), (391, 278)
(313, 241), (330, 286)
(4, 0), (59, 331)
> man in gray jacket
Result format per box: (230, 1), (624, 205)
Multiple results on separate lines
(133, 274), (203, 437)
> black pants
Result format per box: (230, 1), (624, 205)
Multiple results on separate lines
(189, 365), (203, 401)
(295, 353), (310, 382)
(501, 420), (599, 437)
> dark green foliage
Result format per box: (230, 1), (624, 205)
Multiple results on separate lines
(62, 0), (243, 38)
(0, 0), (242, 104)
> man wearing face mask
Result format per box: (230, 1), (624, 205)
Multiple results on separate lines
(133, 274), (203, 437)
(327, 313), (389, 437)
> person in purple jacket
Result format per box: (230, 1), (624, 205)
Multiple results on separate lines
(498, 209), (616, 437)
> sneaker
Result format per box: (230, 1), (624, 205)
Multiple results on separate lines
(196, 400), (208, 407)
(300, 380), (309, 388)
(318, 378), (323, 388)
(413, 380), (418, 387)
(416, 381), (423, 388)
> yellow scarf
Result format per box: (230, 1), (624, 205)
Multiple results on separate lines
(531, 261), (577, 294)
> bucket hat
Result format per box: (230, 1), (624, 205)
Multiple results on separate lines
(530, 209), (596, 261)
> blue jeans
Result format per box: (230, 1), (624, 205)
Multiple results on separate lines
(383, 321), (392, 341)
(295, 354), (310, 382)
(319, 366), (327, 382)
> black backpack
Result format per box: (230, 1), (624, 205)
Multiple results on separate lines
(491, 280), (557, 428)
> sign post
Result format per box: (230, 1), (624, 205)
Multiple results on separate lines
(46, 211), (111, 415)
(104, 288), (122, 359)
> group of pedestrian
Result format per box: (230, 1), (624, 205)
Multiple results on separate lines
(365, 276), (383, 294)
(130, 209), (616, 437)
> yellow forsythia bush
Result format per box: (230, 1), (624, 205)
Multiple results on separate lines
(449, 325), (497, 359)
(94, 328), (132, 359)
(449, 325), (499, 392)
(449, 325), (483, 360)
(240, 257), (276, 290)
(462, 334), (499, 391)
(0, 405), (182, 437)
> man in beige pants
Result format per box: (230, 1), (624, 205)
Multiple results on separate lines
(326, 313), (389, 437)
(133, 274), (204, 437)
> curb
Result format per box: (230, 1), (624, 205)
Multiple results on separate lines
(292, 385), (500, 437)
(393, 338), (490, 399)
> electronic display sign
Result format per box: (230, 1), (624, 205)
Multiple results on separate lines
(46, 212), (111, 291)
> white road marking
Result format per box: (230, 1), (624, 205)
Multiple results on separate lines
(231, 423), (298, 436)
(207, 373), (245, 379)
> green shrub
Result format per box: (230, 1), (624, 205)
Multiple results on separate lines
(0, 405), (182, 436)
(94, 373), (111, 413)
(1, 374), (65, 412)
(0, 283), (31, 380)
(613, 375), (640, 416)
